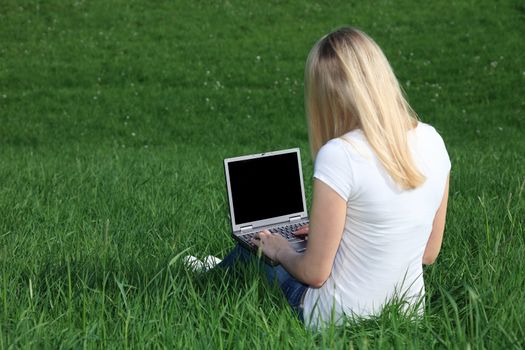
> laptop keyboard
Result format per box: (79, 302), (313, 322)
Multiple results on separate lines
(239, 222), (308, 252)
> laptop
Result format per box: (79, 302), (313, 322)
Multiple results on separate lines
(224, 148), (309, 266)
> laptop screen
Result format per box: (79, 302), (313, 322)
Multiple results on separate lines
(227, 151), (304, 225)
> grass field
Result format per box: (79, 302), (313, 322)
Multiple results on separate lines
(1, 0), (524, 348)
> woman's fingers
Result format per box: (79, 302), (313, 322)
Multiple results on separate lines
(293, 224), (310, 236)
(253, 230), (270, 239)
(252, 230), (270, 245)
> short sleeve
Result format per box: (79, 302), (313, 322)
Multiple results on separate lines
(433, 128), (452, 175)
(314, 139), (353, 201)
(442, 140), (451, 174)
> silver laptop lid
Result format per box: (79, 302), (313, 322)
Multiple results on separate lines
(224, 148), (308, 232)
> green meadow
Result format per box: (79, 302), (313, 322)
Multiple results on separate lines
(1, 0), (524, 348)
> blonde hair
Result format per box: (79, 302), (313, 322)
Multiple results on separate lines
(305, 27), (425, 189)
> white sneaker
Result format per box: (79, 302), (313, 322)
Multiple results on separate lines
(202, 255), (222, 270)
(183, 255), (205, 272)
(183, 255), (222, 272)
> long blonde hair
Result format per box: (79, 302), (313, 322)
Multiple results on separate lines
(305, 27), (425, 189)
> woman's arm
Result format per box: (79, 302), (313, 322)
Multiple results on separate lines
(253, 179), (347, 287)
(423, 174), (450, 265)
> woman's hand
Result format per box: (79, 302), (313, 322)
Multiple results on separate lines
(293, 224), (309, 238)
(252, 230), (292, 262)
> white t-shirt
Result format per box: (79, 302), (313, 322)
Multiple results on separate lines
(302, 122), (451, 329)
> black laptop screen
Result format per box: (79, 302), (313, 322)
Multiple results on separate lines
(228, 152), (304, 225)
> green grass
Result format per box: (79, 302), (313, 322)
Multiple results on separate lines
(1, 0), (524, 348)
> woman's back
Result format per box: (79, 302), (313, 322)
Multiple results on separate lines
(220, 27), (452, 330)
(303, 122), (451, 328)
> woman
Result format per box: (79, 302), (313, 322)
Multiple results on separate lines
(193, 26), (450, 329)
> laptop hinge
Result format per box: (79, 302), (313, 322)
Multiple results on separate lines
(289, 215), (302, 222)
(240, 225), (253, 233)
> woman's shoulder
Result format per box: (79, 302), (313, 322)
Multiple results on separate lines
(317, 137), (350, 162)
(416, 121), (445, 140)
(415, 121), (451, 170)
(414, 122), (449, 151)
(334, 129), (373, 160)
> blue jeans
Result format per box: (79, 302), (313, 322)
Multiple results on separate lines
(216, 244), (309, 320)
